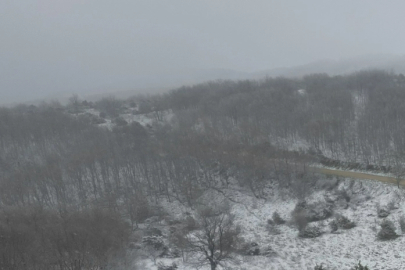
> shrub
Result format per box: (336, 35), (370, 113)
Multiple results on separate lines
(377, 219), (398, 241)
(267, 218), (274, 225)
(298, 225), (322, 238)
(266, 223), (281, 235)
(95, 96), (123, 118)
(329, 220), (338, 233)
(377, 207), (390, 218)
(157, 262), (178, 270)
(272, 211), (285, 225)
(113, 116), (128, 126)
(146, 227), (163, 236)
(291, 201), (308, 231)
(336, 215), (356, 230)
(242, 242), (260, 256)
(142, 235), (165, 250)
(307, 203), (333, 222)
(351, 261), (370, 270)
(336, 188), (351, 202)
(314, 264), (327, 270)
(99, 111), (107, 118)
(185, 215), (198, 231)
(261, 245), (277, 257)
(292, 210), (308, 232)
(291, 201), (332, 228)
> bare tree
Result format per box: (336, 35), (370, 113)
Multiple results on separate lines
(187, 206), (241, 270)
(68, 94), (81, 114)
(391, 150), (405, 188)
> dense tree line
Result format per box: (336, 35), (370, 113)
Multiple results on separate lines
(1, 70), (401, 268)
(160, 70), (405, 168)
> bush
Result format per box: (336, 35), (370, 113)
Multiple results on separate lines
(272, 211), (285, 225)
(146, 227), (163, 236)
(142, 235), (165, 250)
(377, 219), (398, 241)
(377, 207), (390, 218)
(185, 215), (198, 231)
(307, 204), (333, 222)
(314, 264), (327, 270)
(267, 218), (274, 225)
(291, 201), (308, 231)
(292, 210), (308, 232)
(336, 215), (356, 230)
(261, 245), (277, 257)
(291, 201), (332, 230)
(298, 225), (322, 238)
(95, 96), (123, 118)
(113, 116), (128, 126)
(158, 262), (178, 270)
(351, 261), (370, 270)
(329, 220), (338, 233)
(242, 242), (261, 256)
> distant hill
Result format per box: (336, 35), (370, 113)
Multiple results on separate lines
(254, 54), (405, 78)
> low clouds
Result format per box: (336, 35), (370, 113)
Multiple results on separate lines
(2, 0), (405, 103)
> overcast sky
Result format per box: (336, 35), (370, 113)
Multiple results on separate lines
(2, 0), (405, 104)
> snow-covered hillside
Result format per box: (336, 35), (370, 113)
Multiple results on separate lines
(133, 176), (405, 270)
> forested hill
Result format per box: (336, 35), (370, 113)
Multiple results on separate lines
(2, 69), (405, 209)
(161, 70), (405, 167)
(0, 69), (404, 269)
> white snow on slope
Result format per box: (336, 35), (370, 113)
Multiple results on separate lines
(135, 177), (405, 270)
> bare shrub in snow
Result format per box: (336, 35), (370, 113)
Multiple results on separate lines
(291, 200), (332, 228)
(157, 262), (178, 270)
(376, 203), (390, 218)
(291, 207), (308, 231)
(184, 215), (198, 231)
(242, 242), (261, 256)
(307, 203), (333, 222)
(335, 188), (351, 205)
(267, 218), (274, 225)
(272, 211), (286, 225)
(314, 263), (327, 270)
(351, 261), (370, 270)
(298, 225), (322, 238)
(335, 214), (356, 230)
(291, 210), (308, 232)
(170, 230), (188, 261)
(377, 219), (398, 241)
(142, 235), (165, 250)
(329, 219), (338, 233)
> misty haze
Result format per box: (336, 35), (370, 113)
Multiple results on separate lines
(2, 1), (405, 270)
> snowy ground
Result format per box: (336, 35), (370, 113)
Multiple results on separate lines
(133, 176), (405, 270)
(230, 179), (405, 270)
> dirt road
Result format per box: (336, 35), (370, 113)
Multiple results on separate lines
(313, 167), (405, 186)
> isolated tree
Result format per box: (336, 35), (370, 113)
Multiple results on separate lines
(95, 96), (123, 118)
(392, 151), (405, 188)
(187, 206), (241, 270)
(68, 94), (81, 113)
